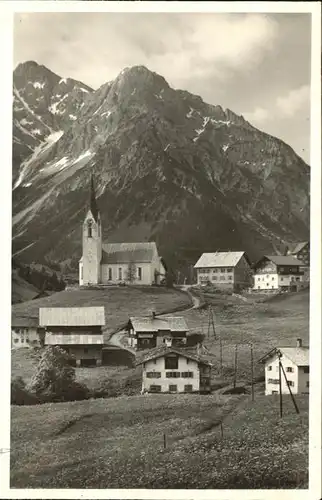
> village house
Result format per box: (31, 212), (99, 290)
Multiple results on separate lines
(79, 176), (166, 286)
(39, 306), (105, 367)
(259, 338), (309, 395)
(11, 316), (43, 348)
(287, 242), (310, 281)
(127, 313), (188, 350)
(136, 345), (212, 394)
(252, 255), (304, 291)
(194, 251), (252, 291)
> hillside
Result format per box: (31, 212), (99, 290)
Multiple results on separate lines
(10, 392), (308, 488)
(11, 286), (191, 337)
(11, 270), (39, 304)
(12, 63), (310, 276)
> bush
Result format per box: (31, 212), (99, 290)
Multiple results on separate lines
(27, 346), (89, 403)
(11, 376), (39, 405)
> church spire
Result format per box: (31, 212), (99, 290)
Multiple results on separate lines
(89, 174), (99, 222)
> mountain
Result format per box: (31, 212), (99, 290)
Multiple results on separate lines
(12, 62), (310, 276)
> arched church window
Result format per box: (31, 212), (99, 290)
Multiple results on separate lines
(87, 220), (93, 238)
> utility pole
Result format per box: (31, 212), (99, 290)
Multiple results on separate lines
(278, 352), (283, 418)
(207, 305), (216, 339)
(250, 343), (254, 402)
(280, 361), (300, 414)
(233, 344), (238, 389)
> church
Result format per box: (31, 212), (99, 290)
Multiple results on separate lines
(79, 177), (166, 286)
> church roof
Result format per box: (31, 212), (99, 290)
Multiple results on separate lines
(101, 242), (157, 264)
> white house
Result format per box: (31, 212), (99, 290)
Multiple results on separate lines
(194, 251), (252, 291)
(39, 306), (105, 367)
(11, 316), (43, 349)
(252, 255), (304, 291)
(259, 338), (309, 395)
(127, 313), (188, 350)
(136, 346), (212, 394)
(79, 176), (166, 286)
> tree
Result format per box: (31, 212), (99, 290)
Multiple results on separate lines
(27, 346), (88, 402)
(126, 261), (137, 283)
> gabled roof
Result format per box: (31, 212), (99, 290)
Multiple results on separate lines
(129, 316), (188, 332)
(136, 345), (211, 366)
(39, 307), (105, 327)
(258, 346), (309, 366)
(288, 242), (309, 255)
(101, 242), (157, 264)
(194, 251), (248, 269)
(12, 315), (39, 328)
(254, 255), (304, 268)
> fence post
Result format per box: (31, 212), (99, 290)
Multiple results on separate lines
(163, 433), (167, 449)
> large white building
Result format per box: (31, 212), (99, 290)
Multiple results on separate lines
(79, 176), (166, 286)
(252, 255), (304, 291)
(136, 346), (212, 394)
(259, 338), (309, 395)
(194, 251), (252, 291)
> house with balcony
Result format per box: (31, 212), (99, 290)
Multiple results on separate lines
(39, 306), (105, 367)
(194, 251), (252, 291)
(252, 255), (304, 291)
(136, 345), (212, 394)
(258, 338), (309, 395)
(11, 315), (44, 349)
(127, 313), (188, 350)
(287, 242), (310, 281)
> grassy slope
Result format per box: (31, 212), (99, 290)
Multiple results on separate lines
(12, 286), (191, 335)
(11, 271), (38, 304)
(10, 392), (308, 488)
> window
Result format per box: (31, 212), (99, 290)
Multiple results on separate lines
(212, 269), (218, 273)
(146, 372), (161, 378)
(220, 275), (226, 281)
(137, 267), (142, 281)
(118, 268), (122, 280)
(184, 385), (193, 392)
(165, 355), (178, 370)
(181, 372), (193, 378)
(296, 277), (300, 282)
(228, 276), (232, 280)
(267, 283), (269, 286)
(87, 220), (92, 238)
(21, 338), (24, 343)
(80, 266), (83, 280)
(169, 385), (177, 392)
(272, 277), (275, 281)
(281, 277), (284, 282)
(257, 286), (260, 289)
(303, 366), (309, 373)
(220, 268), (226, 273)
(287, 380), (294, 387)
(26, 338), (29, 344)
(306, 381), (309, 388)
(212, 276), (217, 281)
(166, 371), (180, 378)
(266, 275), (269, 278)
(227, 267), (233, 272)
(286, 367), (293, 373)
(108, 268), (112, 281)
(267, 366), (272, 371)
(14, 338), (19, 343)
(150, 385), (161, 393)
(280, 267), (285, 272)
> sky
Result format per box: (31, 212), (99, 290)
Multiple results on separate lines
(13, 12), (311, 163)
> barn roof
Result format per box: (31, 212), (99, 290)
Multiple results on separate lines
(101, 242), (157, 264)
(129, 316), (188, 332)
(136, 346), (211, 366)
(39, 307), (105, 327)
(288, 242), (309, 255)
(45, 333), (104, 345)
(254, 255), (304, 268)
(258, 346), (309, 366)
(194, 251), (248, 269)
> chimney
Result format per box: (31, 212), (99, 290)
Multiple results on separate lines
(296, 338), (302, 348)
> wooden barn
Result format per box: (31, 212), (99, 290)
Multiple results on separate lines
(127, 313), (188, 350)
(39, 306), (105, 367)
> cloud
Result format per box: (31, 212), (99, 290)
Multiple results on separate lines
(276, 84), (310, 117)
(243, 106), (270, 124)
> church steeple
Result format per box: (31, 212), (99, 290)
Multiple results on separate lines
(89, 174), (99, 222)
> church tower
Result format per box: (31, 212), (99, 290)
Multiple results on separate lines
(79, 175), (102, 286)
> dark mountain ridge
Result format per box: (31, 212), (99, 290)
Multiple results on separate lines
(12, 62), (310, 276)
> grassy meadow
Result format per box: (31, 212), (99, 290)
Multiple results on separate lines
(10, 392), (308, 488)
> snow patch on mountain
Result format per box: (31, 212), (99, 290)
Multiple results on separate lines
(69, 114), (77, 121)
(33, 82), (45, 89)
(49, 94), (69, 115)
